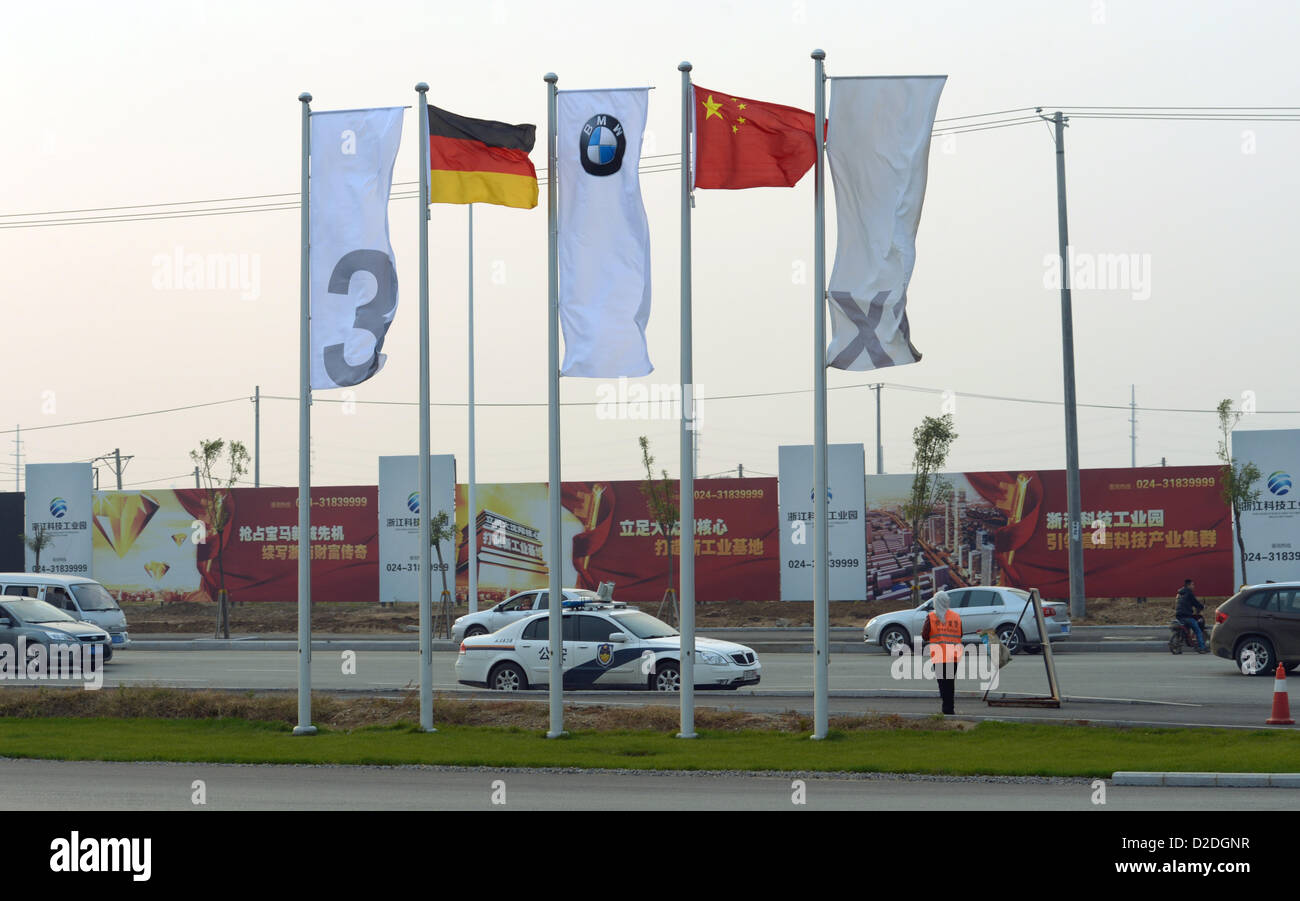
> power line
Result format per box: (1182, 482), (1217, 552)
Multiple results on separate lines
(0, 398), (246, 435)
(0, 107), (1084, 229)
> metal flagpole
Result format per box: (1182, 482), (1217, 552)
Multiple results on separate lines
(416, 83), (436, 732)
(545, 72), (565, 739)
(254, 385), (260, 488)
(1045, 109), (1087, 621)
(811, 49), (830, 742)
(294, 91), (316, 736)
(677, 61), (697, 739)
(468, 204), (479, 615)
(874, 384), (884, 473)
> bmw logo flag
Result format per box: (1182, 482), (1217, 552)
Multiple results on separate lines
(556, 88), (652, 379)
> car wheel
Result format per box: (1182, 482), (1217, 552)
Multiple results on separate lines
(996, 624), (1026, 655)
(880, 625), (911, 654)
(649, 661), (680, 692)
(1235, 637), (1275, 676)
(489, 662), (527, 691)
(1168, 632), (1184, 655)
(464, 626), (488, 638)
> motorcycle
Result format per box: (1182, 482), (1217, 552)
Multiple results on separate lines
(1168, 613), (1207, 654)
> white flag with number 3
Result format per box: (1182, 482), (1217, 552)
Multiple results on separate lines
(309, 107), (404, 390)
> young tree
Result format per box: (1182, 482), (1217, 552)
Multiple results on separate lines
(190, 438), (249, 638)
(21, 525), (53, 573)
(638, 436), (680, 624)
(901, 414), (958, 604)
(1216, 399), (1262, 585)
(429, 509), (457, 638)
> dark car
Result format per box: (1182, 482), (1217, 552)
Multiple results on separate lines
(0, 597), (112, 671)
(1209, 582), (1300, 675)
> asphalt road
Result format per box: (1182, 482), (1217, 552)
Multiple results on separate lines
(0, 758), (1291, 810)
(14, 648), (1293, 728)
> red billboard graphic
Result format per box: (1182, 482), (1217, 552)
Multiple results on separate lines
(866, 466), (1231, 601)
(215, 486), (378, 602)
(455, 478), (778, 604)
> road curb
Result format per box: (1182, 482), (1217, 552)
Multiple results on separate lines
(1112, 771), (1300, 788)
(127, 639), (1169, 654)
(129, 640), (434, 652)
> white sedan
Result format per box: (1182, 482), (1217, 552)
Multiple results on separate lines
(451, 588), (600, 643)
(863, 586), (1071, 654)
(455, 604), (762, 691)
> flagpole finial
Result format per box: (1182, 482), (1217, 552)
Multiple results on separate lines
(298, 92), (312, 103)
(811, 49), (825, 60)
(544, 72), (558, 84)
(679, 61), (692, 72)
(415, 82), (428, 94)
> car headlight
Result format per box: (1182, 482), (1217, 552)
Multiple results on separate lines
(41, 630), (75, 642)
(697, 650), (728, 666)
(866, 617), (878, 630)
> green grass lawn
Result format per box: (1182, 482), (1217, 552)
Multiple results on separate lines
(2, 717), (1298, 777)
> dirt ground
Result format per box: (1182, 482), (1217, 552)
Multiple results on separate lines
(121, 595), (1205, 634)
(0, 686), (973, 733)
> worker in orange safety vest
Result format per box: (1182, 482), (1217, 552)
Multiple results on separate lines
(921, 589), (963, 715)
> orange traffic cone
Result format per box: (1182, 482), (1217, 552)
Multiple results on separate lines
(1266, 663), (1294, 725)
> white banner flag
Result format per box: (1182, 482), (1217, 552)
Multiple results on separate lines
(826, 77), (945, 371)
(309, 107), (404, 389)
(557, 89), (652, 378)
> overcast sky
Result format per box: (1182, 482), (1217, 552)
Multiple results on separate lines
(3, 0), (1297, 492)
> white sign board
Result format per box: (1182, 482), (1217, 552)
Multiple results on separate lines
(1232, 429), (1300, 586)
(778, 444), (867, 601)
(24, 463), (93, 575)
(378, 455), (456, 604)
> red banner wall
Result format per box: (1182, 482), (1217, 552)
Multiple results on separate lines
(219, 486), (378, 602)
(963, 466), (1232, 597)
(557, 478), (778, 603)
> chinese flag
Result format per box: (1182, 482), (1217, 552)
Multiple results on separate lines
(693, 85), (817, 190)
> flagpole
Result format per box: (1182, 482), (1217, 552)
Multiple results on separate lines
(677, 61), (697, 739)
(811, 49), (830, 742)
(468, 203), (478, 615)
(545, 72), (565, 739)
(416, 82), (436, 733)
(294, 90), (316, 736)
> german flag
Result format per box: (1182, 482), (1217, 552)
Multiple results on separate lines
(427, 105), (538, 210)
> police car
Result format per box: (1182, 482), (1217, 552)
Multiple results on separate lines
(455, 601), (762, 691)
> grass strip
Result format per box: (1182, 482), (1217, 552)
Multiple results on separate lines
(2, 716), (1299, 777)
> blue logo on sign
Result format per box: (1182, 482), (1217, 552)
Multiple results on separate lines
(49, 497), (67, 519)
(407, 492), (420, 514)
(1268, 471), (1292, 496)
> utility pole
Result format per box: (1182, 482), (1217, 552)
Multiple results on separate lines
(90, 449), (133, 491)
(1039, 107), (1087, 621)
(194, 466), (200, 489)
(12, 425), (20, 492)
(737, 463), (744, 479)
(253, 385), (261, 488)
(872, 384), (884, 474)
(1130, 384), (1136, 469)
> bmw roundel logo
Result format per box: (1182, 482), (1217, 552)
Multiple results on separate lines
(406, 492), (420, 514)
(1268, 471), (1292, 496)
(49, 497), (67, 519)
(580, 114), (626, 176)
